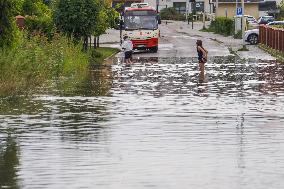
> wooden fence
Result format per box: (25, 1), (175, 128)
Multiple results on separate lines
(259, 25), (284, 53)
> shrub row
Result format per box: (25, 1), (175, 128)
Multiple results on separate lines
(160, 7), (186, 21)
(25, 15), (56, 40)
(209, 17), (234, 36)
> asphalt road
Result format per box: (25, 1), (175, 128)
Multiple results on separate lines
(100, 21), (275, 60)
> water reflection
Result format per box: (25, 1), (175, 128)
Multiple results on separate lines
(0, 56), (284, 189)
(0, 134), (20, 189)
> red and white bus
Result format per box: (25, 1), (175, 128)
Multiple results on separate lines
(121, 3), (160, 52)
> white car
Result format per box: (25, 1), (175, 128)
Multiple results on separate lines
(244, 29), (259, 45)
(244, 21), (284, 45)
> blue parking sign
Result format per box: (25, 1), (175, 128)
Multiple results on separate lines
(236, 7), (242, 16)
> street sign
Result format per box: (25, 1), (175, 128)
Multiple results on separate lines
(236, 7), (243, 16)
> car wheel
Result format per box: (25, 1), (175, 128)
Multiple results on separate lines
(248, 34), (258, 45)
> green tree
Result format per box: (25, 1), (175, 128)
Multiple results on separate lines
(160, 7), (185, 21)
(93, 1), (119, 47)
(22, 0), (51, 17)
(54, 0), (99, 43)
(0, 0), (19, 48)
(22, 0), (54, 39)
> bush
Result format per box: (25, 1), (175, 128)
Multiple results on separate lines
(0, 33), (89, 96)
(25, 15), (56, 39)
(160, 7), (186, 21)
(209, 17), (234, 36)
(22, 0), (52, 17)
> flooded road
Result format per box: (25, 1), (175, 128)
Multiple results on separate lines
(1, 57), (284, 189)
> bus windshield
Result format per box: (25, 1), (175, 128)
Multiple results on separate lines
(124, 11), (158, 30)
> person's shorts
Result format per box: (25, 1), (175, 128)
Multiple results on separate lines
(125, 51), (132, 59)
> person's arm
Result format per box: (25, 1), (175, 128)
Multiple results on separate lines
(130, 41), (133, 51)
(121, 41), (126, 51)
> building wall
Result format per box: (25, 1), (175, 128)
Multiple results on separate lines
(217, 3), (259, 19)
(146, 0), (156, 8)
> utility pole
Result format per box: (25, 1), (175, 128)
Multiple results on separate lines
(192, 0), (196, 29)
(235, 0), (238, 35)
(216, 0), (219, 17)
(241, 0), (246, 49)
(156, 0), (159, 12)
(203, 0), (207, 29)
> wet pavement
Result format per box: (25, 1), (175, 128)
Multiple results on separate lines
(1, 56), (284, 189)
(101, 21), (276, 60)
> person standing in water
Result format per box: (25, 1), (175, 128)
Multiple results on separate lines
(122, 35), (133, 65)
(196, 40), (208, 82)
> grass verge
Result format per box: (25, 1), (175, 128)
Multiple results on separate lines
(0, 34), (120, 97)
(90, 47), (120, 65)
(258, 44), (284, 62)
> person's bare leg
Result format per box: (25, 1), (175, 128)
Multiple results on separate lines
(126, 58), (130, 65)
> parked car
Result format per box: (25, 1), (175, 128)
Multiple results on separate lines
(244, 21), (284, 45)
(266, 21), (284, 26)
(234, 15), (258, 30)
(258, 16), (275, 24)
(245, 15), (259, 29)
(245, 15), (258, 24)
(245, 29), (259, 45)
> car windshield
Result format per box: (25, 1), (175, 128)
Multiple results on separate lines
(124, 15), (158, 30)
(263, 17), (274, 21)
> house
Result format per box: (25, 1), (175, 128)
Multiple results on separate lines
(213, 0), (259, 19)
(112, 0), (144, 8)
(259, 0), (280, 17)
(145, 0), (213, 14)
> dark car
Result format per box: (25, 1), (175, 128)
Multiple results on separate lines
(258, 16), (275, 24)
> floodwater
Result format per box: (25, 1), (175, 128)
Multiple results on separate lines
(1, 57), (284, 189)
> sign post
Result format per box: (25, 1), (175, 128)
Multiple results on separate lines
(236, 7), (242, 16)
(241, 0), (246, 49)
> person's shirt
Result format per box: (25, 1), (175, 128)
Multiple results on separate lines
(122, 39), (133, 52)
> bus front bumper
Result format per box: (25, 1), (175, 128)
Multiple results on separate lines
(132, 38), (158, 49)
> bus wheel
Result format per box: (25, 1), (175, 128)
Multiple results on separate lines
(150, 46), (158, 53)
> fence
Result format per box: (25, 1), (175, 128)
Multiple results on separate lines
(259, 25), (284, 53)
